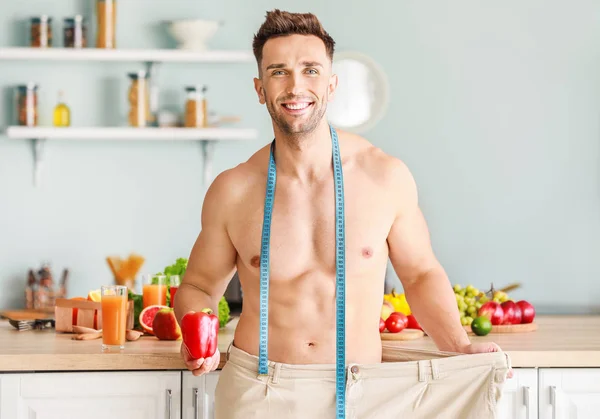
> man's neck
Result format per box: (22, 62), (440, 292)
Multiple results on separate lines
(272, 120), (333, 183)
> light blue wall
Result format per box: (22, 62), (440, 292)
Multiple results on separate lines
(1, 1), (599, 314)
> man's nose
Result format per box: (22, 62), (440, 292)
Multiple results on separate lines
(286, 73), (306, 96)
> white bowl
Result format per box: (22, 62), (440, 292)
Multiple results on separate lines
(167, 19), (220, 51)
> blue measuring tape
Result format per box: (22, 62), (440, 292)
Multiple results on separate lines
(259, 124), (346, 418)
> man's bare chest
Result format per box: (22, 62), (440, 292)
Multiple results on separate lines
(228, 177), (396, 280)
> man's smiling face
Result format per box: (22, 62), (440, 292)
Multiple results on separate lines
(255, 34), (337, 136)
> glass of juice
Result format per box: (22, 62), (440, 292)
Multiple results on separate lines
(100, 285), (128, 350)
(169, 275), (181, 308)
(142, 274), (167, 308)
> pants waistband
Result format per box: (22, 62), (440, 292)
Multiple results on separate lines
(226, 342), (511, 382)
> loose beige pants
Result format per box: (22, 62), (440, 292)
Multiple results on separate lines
(214, 343), (511, 419)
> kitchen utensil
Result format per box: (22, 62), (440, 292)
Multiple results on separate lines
(8, 318), (55, 332)
(380, 329), (425, 341)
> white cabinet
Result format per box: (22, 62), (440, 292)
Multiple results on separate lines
(0, 371), (180, 419)
(539, 368), (600, 419)
(496, 368), (538, 419)
(182, 371), (221, 419)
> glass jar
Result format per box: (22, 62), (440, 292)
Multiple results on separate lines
(64, 15), (87, 48)
(15, 83), (39, 127)
(96, 0), (116, 48)
(30, 16), (52, 47)
(128, 71), (151, 127)
(184, 86), (208, 128)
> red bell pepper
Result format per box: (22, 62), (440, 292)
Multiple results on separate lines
(181, 308), (219, 359)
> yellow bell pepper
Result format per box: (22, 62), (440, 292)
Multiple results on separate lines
(384, 289), (411, 315)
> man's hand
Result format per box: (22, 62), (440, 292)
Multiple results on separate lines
(464, 342), (513, 378)
(181, 342), (221, 376)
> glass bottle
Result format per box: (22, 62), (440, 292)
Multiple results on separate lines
(127, 71), (151, 127)
(96, 0), (116, 49)
(64, 15), (87, 48)
(15, 83), (38, 127)
(30, 16), (52, 47)
(184, 85), (208, 128)
(53, 91), (71, 127)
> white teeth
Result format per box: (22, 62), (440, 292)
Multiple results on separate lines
(284, 103), (310, 110)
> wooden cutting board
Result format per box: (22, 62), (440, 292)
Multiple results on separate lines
(464, 322), (538, 334)
(0, 309), (55, 321)
(380, 329), (425, 341)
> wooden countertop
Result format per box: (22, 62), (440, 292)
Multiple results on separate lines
(0, 315), (598, 372)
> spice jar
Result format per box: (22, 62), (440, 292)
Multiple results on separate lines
(30, 16), (52, 47)
(15, 83), (39, 127)
(184, 86), (208, 128)
(96, 0), (116, 49)
(128, 71), (152, 127)
(64, 16), (86, 48)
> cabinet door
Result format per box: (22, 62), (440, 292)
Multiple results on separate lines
(539, 368), (600, 419)
(182, 371), (221, 419)
(0, 371), (181, 419)
(495, 368), (538, 419)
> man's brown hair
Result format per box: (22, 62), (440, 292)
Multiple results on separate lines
(252, 9), (335, 72)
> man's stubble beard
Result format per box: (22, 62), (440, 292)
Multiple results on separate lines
(265, 90), (329, 141)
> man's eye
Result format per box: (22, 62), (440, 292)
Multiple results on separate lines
(272, 70), (285, 75)
(306, 69), (318, 75)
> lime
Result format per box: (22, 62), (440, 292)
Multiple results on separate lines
(471, 316), (492, 336)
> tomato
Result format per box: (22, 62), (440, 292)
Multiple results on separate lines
(385, 312), (407, 333)
(379, 318), (386, 333)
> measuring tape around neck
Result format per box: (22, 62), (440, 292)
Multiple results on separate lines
(258, 124), (346, 418)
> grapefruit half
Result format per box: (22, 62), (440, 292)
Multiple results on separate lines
(139, 304), (169, 335)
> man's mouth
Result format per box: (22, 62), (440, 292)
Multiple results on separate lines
(281, 101), (314, 114)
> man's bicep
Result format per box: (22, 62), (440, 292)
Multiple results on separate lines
(386, 164), (440, 287)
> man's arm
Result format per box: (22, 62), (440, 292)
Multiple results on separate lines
(386, 160), (471, 353)
(174, 171), (238, 330)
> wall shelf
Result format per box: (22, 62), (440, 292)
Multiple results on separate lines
(4, 126), (259, 188)
(0, 47), (254, 63)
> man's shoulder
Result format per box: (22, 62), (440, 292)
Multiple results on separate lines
(205, 144), (270, 204)
(338, 130), (412, 187)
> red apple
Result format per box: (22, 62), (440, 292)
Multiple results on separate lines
(516, 300), (535, 324)
(379, 318), (386, 333)
(406, 314), (423, 331)
(478, 301), (504, 325)
(500, 301), (520, 325)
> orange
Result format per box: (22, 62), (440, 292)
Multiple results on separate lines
(87, 289), (101, 302)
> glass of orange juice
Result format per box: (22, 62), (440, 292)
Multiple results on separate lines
(101, 285), (128, 350)
(142, 274), (167, 308)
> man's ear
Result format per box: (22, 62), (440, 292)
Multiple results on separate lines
(254, 78), (266, 105)
(327, 73), (339, 102)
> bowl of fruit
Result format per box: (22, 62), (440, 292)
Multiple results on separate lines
(454, 283), (536, 336)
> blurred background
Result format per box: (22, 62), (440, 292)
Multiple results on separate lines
(1, 0), (599, 315)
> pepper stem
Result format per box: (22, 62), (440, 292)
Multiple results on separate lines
(201, 308), (213, 315)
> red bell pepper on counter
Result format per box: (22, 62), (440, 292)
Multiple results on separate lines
(181, 308), (219, 359)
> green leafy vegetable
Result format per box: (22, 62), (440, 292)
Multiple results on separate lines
(218, 296), (230, 328)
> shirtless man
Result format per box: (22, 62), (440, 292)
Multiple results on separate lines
(175, 9), (509, 418)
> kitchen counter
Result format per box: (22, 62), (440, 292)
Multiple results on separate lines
(0, 315), (599, 372)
